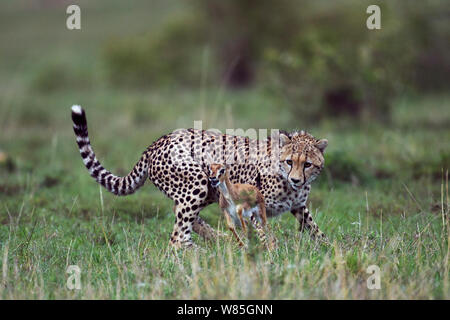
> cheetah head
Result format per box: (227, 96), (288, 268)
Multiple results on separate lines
(279, 131), (328, 191)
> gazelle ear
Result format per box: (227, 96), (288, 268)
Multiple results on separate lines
(316, 139), (328, 153)
(279, 133), (291, 148)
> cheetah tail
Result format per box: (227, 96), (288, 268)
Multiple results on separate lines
(71, 105), (149, 196)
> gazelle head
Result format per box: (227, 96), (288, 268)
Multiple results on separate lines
(208, 163), (228, 187)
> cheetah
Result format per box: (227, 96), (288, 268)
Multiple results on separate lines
(208, 162), (272, 249)
(71, 105), (328, 249)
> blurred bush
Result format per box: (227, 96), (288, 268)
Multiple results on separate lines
(403, 1), (450, 92)
(103, 13), (207, 88)
(261, 1), (428, 121)
(196, 0), (300, 88)
(409, 150), (450, 181)
(318, 147), (449, 187)
(31, 62), (93, 93)
(102, 0), (449, 120)
(319, 150), (371, 186)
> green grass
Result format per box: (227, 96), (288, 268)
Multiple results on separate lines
(0, 1), (449, 299)
(0, 87), (448, 299)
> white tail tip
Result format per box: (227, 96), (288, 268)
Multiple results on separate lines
(71, 105), (82, 114)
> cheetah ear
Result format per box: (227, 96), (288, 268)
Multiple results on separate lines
(316, 139), (328, 153)
(279, 133), (291, 148)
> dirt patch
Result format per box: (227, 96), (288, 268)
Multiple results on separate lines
(430, 202), (448, 215)
(40, 175), (61, 188)
(0, 184), (22, 196)
(0, 151), (16, 173)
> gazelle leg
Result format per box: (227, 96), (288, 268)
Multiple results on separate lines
(224, 210), (246, 247)
(237, 205), (247, 233)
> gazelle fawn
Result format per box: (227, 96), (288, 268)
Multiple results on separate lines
(209, 163), (275, 250)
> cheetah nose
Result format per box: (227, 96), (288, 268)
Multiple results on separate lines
(290, 178), (301, 185)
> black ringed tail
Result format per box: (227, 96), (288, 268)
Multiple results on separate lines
(71, 105), (149, 196)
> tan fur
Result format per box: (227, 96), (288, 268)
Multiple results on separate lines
(210, 163), (273, 249)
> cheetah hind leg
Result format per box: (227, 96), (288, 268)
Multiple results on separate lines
(169, 204), (199, 250)
(193, 215), (222, 241)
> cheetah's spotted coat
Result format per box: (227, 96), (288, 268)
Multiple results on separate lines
(71, 105), (328, 248)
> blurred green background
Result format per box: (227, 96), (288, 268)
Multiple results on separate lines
(0, 0), (449, 299)
(0, 0), (448, 190)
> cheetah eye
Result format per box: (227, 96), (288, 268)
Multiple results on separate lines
(285, 159), (293, 166)
(304, 162), (312, 168)
(219, 169), (225, 175)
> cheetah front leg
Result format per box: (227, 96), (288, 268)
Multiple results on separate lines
(291, 206), (327, 242)
(249, 213), (276, 251)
